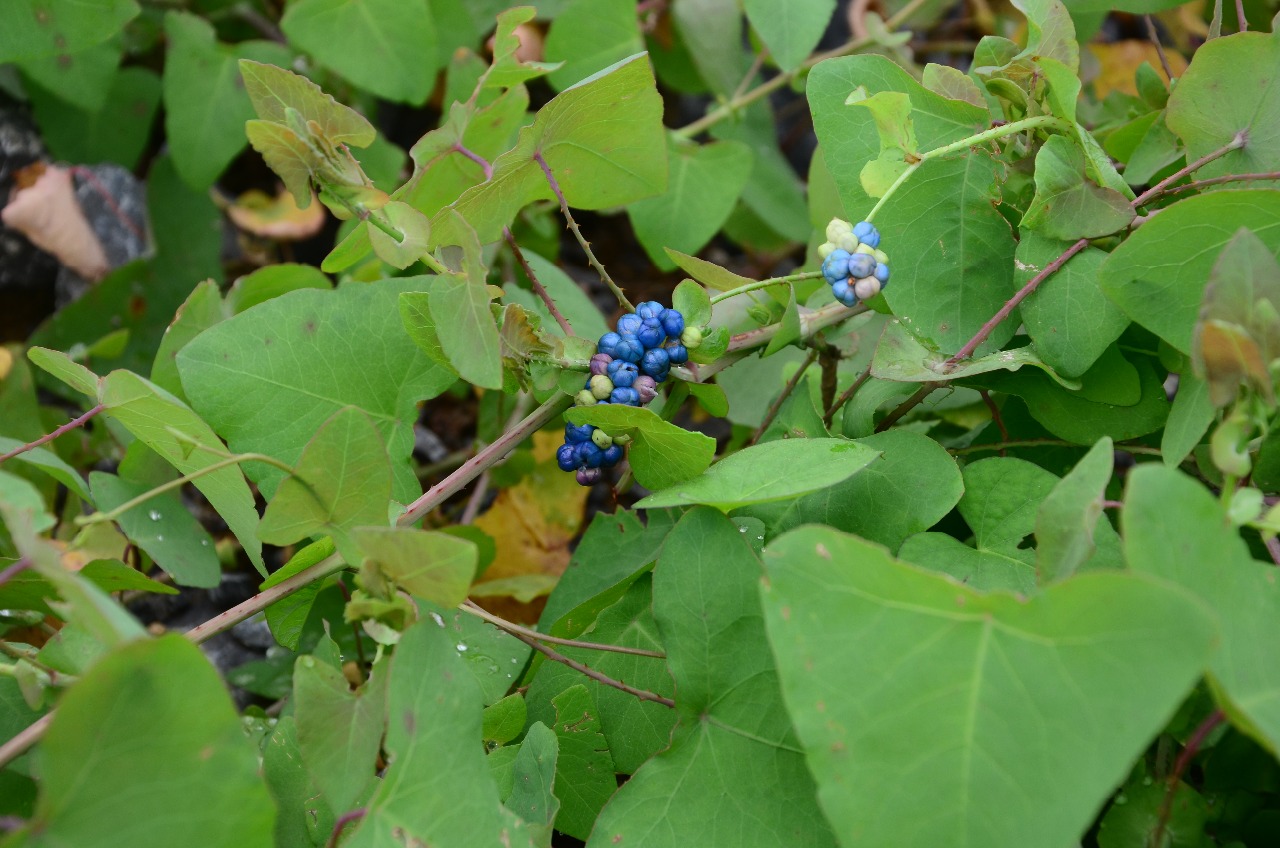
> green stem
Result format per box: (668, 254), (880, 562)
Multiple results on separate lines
(709, 272), (825, 306)
(865, 115), (1073, 223)
(75, 452), (295, 527)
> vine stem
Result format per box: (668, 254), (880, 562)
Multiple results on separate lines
(504, 227), (574, 335)
(865, 115), (1073, 224)
(506, 627), (675, 709)
(708, 271), (825, 306)
(461, 602), (665, 658)
(949, 439), (1163, 456)
(325, 808), (367, 848)
(749, 348), (819, 445)
(1139, 170), (1280, 203)
(1151, 709), (1225, 847)
(534, 152), (634, 312)
(874, 383), (939, 432)
(671, 0), (935, 140)
(0, 404), (104, 466)
(823, 364), (872, 427)
(1144, 15), (1175, 81)
(0, 559), (29, 589)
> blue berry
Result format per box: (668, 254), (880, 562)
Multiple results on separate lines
(831, 279), (857, 307)
(848, 253), (877, 279)
(576, 441), (604, 468)
(556, 443), (578, 472)
(597, 332), (621, 357)
(602, 445), (624, 466)
(610, 387), (641, 405)
(616, 313), (642, 335)
(659, 309), (684, 339)
(637, 317), (665, 350)
(853, 221), (880, 249)
(613, 337), (644, 363)
(664, 342), (688, 365)
(822, 249), (852, 284)
(636, 301), (664, 320)
(641, 347), (670, 378)
(609, 360), (639, 387)
(874, 263), (890, 285)
(565, 423), (594, 444)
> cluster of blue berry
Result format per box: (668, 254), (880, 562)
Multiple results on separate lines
(556, 301), (703, 486)
(818, 218), (890, 307)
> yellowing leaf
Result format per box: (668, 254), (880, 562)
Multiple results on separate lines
(227, 187), (326, 240)
(1089, 42), (1187, 98)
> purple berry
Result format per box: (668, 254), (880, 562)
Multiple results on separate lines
(659, 309), (684, 339)
(576, 467), (602, 486)
(590, 353), (613, 376)
(634, 375), (657, 404)
(556, 443), (578, 471)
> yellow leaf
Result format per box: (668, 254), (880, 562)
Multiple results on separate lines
(1089, 41), (1188, 98)
(227, 187), (326, 240)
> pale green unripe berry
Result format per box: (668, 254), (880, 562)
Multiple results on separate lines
(873, 248), (889, 264)
(575, 390), (597, 407)
(589, 374), (613, 400)
(612, 433), (632, 446)
(825, 217), (852, 243)
(854, 243), (876, 256)
(817, 241), (836, 259)
(681, 326), (703, 349)
(836, 232), (860, 253)
(591, 429), (613, 449)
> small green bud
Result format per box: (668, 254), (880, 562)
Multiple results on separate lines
(591, 429), (613, 449)
(681, 326), (703, 349)
(612, 433), (632, 446)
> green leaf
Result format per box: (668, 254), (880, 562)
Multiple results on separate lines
(743, 0), (833, 70)
(432, 54), (666, 246)
(506, 722), (560, 844)
(1016, 232), (1129, 378)
(1162, 373), (1215, 467)
(505, 250), (610, 341)
(0, 0), (138, 63)
(100, 370), (265, 575)
(634, 437), (880, 511)
(1023, 136), (1134, 239)
(484, 6), (563, 90)
(163, 13), (292, 189)
(759, 525), (1216, 848)
(483, 693), (528, 745)
(21, 36), (121, 110)
(226, 264), (332, 314)
(921, 63), (986, 108)
(27, 347), (101, 399)
(263, 538), (337, 651)
(763, 287), (803, 356)
(546, 685), (616, 839)
(628, 138), (753, 270)
(368, 201), (432, 269)
(1124, 465), (1280, 754)
(671, 279), (713, 330)
(29, 66), (160, 171)
(150, 280), (227, 403)
(239, 60), (376, 148)
(712, 102), (811, 244)
(343, 621), (535, 848)
(872, 319), (1081, 387)
(544, 0), (643, 91)
(526, 575), (674, 775)
(262, 717), (334, 848)
(89, 472), (220, 589)
(258, 406), (392, 560)
(663, 249), (756, 292)
(176, 278), (455, 503)
(566, 405), (716, 491)
(972, 351), (1170, 445)
(739, 429), (964, 552)
(1099, 190), (1280, 354)
(1034, 437), (1114, 585)
(0, 438), (91, 502)
(1166, 30), (1280, 181)
(589, 508), (837, 848)
(79, 559), (177, 596)
(281, 0), (437, 104)
(294, 654), (386, 814)
(431, 234), (503, 389)
(21, 637), (275, 848)
(352, 527), (477, 608)
(670, 0), (749, 98)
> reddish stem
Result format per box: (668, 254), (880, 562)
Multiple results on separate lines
(0, 404), (104, 466)
(1151, 710), (1225, 847)
(510, 628), (674, 708)
(823, 365), (872, 427)
(0, 559), (30, 588)
(980, 390), (1009, 454)
(450, 143), (493, 181)
(750, 348), (818, 446)
(875, 383), (940, 432)
(325, 808), (367, 848)
(503, 227), (574, 335)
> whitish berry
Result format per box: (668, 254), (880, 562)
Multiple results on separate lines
(854, 277), (882, 301)
(575, 389), (596, 407)
(826, 217), (852, 243)
(873, 248), (888, 265)
(836, 232), (860, 253)
(817, 241), (836, 259)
